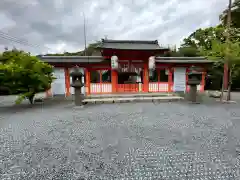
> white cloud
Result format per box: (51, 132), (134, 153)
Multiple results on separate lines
(0, 0), (228, 54)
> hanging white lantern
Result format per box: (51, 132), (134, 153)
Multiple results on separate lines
(165, 69), (169, 75)
(111, 55), (118, 69)
(148, 56), (155, 70)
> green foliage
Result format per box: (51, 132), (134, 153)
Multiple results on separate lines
(181, 18), (240, 90)
(178, 47), (200, 57)
(163, 50), (183, 57)
(204, 39), (240, 82)
(163, 47), (199, 57)
(220, 0), (240, 28)
(181, 26), (226, 51)
(0, 49), (55, 104)
(44, 41), (101, 56)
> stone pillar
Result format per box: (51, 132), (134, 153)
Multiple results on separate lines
(187, 66), (202, 103)
(189, 85), (197, 103)
(74, 84), (84, 106)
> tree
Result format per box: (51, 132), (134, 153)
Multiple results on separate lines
(178, 47), (200, 57)
(0, 49), (55, 104)
(84, 41), (101, 56)
(220, 0), (240, 28)
(181, 24), (240, 91)
(43, 41), (101, 57)
(162, 46), (200, 57)
(181, 26), (226, 51)
(202, 39), (240, 99)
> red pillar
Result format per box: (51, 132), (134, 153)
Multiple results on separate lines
(201, 71), (206, 92)
(143, 63), (149, 92)
(111, 69), (118, 93)
(85, 68), (90, 95)
(224, 63), (229, 90)
(64, 68), (71, 96)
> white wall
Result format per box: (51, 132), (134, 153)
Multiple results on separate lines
(51, 68), (66, 95)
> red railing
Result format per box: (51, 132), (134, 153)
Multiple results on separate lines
(117, 84), (140, 93)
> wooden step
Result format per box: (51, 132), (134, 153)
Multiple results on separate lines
(86, 93), (174, 99)
(83, 96), (183, 103)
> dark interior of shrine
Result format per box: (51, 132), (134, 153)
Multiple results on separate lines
(117, 71), (142, 84)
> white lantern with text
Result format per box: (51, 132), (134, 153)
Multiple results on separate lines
(111, 55), (118, 69)
(148, 56), (156, 70)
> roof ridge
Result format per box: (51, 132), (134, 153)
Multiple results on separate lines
(101, 39), (158, 44)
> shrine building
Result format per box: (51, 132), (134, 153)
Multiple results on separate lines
(40, 39), (212, 96)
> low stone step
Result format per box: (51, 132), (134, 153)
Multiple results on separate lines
(86, 93), (174, 99)
(83, 96), (183, 103)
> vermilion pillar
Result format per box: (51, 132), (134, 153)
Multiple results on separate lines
(201, 71), (206, 92)
(64, 68), (71, 96)
(111, 69), (118, 93)
(85, 68), (90, 95)
(143, 63), (149, 92)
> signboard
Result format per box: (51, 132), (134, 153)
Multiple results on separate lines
(173, 67), (186, 92)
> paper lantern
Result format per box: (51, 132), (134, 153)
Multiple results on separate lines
(111, 55), (118, 69)
(165, 69), (169, 75)
(148, 56), (155, 70)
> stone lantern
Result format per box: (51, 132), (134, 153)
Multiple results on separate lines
(187, 66), (202, 103)
(70, 66), (85, 106)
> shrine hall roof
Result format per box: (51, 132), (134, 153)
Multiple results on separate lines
(98, 39), (169, 50)
(39, 56), (104, 63)
(39, 55), (213, 64)
(155, 57), (213, 63)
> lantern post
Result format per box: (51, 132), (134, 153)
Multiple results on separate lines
(70, 66), (85, 106)
(187, 66), (202, 103)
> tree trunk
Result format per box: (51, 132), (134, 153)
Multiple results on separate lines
(225, 0), (232, 101)
(227, 68), (232, 101)
(220, 75), (225, 101)
(227, 83), (231, 101)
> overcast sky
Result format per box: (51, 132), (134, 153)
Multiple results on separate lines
(0, 0), (228, 54)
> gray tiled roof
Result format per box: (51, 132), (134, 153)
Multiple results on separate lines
(39, 56), (104, 63)
(99, 39), (169, 50)
(155, 57), (213, 63)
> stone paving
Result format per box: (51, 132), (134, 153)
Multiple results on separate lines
(0, 102), (240, 179)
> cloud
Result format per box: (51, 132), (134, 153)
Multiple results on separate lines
(0, 0), (228, 54)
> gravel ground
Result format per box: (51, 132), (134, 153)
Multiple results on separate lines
(0, 102), (240, 179)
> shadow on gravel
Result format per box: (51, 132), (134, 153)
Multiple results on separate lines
(1, 93), (239, 114)
(0, 96), (73, 114)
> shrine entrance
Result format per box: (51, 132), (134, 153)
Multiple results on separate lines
(117, 60), (143, 93)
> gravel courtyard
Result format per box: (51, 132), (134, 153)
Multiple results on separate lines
(0, 102), (240, 179)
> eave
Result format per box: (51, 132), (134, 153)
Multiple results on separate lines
(155, 57), (214, 64)
(39, 56), (104, 63)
